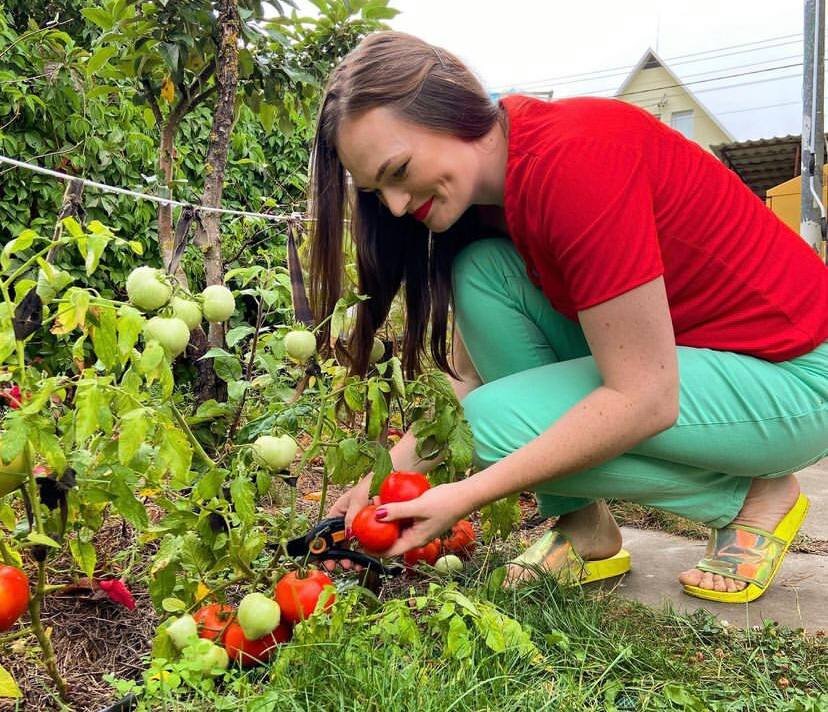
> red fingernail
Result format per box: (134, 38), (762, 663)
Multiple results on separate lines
(375, 508), (388, 520)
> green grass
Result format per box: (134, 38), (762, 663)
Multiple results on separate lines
(115, 567), (828, 712)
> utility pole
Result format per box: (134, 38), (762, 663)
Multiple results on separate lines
(801, 0), (827, 263)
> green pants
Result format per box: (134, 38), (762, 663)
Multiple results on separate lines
(452, 238), (828, 528)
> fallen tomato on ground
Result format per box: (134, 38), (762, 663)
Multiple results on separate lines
(352, 504), (400, 554)
(0, 565), (28, 631)
(223, 620), (291, 667)
(274, 569), (335, 624)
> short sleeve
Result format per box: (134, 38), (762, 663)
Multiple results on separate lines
(532, 138), (664, 311)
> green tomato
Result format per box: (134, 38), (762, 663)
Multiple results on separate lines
(144, 317), (191, 358)
(201, 285), (235, 322)
(434, 555), (464, 574)
(284, 330), (316, 363)
(126, 266), (172, 312)
(170, 296), (202, 330)
(253, 434), (297, 471)
(369, 337), (385, 364)
(166, 614), (198, 650)
(237, 592), (281, 641)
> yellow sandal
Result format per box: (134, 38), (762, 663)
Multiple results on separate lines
(504, 529), (631, 588)
(683, 493), (810, 604)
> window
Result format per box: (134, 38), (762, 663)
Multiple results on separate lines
(670, 110), (694, 139)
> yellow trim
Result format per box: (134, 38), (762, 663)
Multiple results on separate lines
(682, 493), (810, 604)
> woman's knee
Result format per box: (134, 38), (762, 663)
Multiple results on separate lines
(452, 236), (523, 296)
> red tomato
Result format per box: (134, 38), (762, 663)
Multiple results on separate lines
(403, 538), (441, 567)
(443, 520), (476, 558)
(0, 565), (29, 631)
(193, 603), (235, 642)
(223, 621), (291, 667)
(274, 569), (335, 624)
(378, 471), (430, 504)
(352, 504), (400, 553)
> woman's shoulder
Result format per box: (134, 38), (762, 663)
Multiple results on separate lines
(502, 94), (663, 155)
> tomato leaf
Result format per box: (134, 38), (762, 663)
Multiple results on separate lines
(118, 408), (150, 466)
(69, 537), (98, 579)
(0, 665), (22, 699)
(230, 476), (255, 527)
(117, 305), (145, 363)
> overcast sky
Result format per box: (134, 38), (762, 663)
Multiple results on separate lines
(294, 0), (818, 142)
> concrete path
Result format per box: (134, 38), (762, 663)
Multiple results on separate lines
(594, 459), (827, 632)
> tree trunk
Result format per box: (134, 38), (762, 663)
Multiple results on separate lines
(193, 0), (240, 403)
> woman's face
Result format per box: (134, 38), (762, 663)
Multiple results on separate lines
(336, 107), (491, 233)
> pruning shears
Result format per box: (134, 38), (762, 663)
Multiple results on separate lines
(280, 516), (404, 578)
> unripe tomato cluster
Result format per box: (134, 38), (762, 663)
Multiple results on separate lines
(124, 266), (236, 360)
(348, 472), (477, 570)
(168, 568), (335, 669)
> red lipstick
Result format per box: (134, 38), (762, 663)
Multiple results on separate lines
(412, 197), (433, 222)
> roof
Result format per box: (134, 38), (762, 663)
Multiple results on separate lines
(615, 48), (734, 142)
(711, 135), (813, 198)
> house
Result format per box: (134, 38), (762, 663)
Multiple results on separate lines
(614, 48), (733, 152)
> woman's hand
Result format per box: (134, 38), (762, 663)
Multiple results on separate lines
(326, 472), (374, 529)
(321, 473), (374, 573)
(375, 482), (475, 558)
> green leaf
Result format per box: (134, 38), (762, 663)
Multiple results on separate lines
(109, 466), (149, 528)
(118, 408), (150, 466)
(69, 537), (97, 579)
(85, 231), (110, 275)
(445, 614), (471, 659)
(225, 325), (255, 348)
(1, 230), (36, 270)
(230, 477), (255, 527)
(74, 381), (101, 444)
(0, 417), (28, 464)
(27, 531), (60, 548)
(90, 307), (118, 370)
(366, 380), (387, 440)
(33, 429), (67, 475)
(158, 42), (181, 75)
(87, 46), (117, 75)
(157, 428), (192, 489)
(161, 597), (186, 613)
(0, 665), (22, 699)
(117, 306), (145, 363)
(81, 7), (113, 29)
(195, 468), (224, 500)
(0, 503), (16, 530)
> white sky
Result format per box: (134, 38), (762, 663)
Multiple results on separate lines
(293, 0), (819, 142)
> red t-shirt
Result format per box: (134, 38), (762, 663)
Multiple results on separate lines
(500, 95), (828, 361)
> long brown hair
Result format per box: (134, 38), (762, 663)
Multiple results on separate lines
(308, 31), (504, 378)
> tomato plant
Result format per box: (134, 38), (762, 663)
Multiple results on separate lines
(352, 504), (400, 554)
(274, 569), (335, 624)
(0, 565), (29, 630)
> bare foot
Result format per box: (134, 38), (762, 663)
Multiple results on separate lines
(678, 474), (800, 593)
(505, 500), (623, 586)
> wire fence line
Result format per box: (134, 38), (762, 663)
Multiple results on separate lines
(0, 154), (312, 224)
